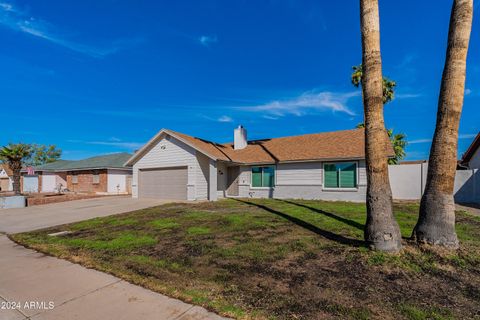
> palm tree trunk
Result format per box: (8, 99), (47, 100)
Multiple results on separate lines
(11, 165), (22, 195)
(11, 167), (22, 195)
(360, 0), (402, 252)
(413, 0), (473, 248)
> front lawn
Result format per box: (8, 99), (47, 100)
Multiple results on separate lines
(11, 199), (480, 319)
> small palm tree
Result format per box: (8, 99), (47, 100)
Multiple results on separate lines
(355, 125), (407, 164)
(0, 144), (33, 195)
(351, 64), (396, 104)
(387, 129), (407, 165)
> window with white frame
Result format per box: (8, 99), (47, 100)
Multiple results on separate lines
(72, 174), (78, 184)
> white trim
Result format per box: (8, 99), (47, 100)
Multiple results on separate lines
(24, 167), (132, 173)
(322, 161), (358, 190)
(275, 184), (323, 186)
(322, 188), (359, 192)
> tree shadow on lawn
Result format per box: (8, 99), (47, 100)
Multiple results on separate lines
(280, 199), (365, 231)
(235, 199), (365, 247)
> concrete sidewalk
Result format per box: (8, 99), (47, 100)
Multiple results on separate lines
(0, 197), (228, 320)
(0, 236), (226, 320)
(456, 203), (480, 216)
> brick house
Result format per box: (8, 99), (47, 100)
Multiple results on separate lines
(22, 153), (132, 194)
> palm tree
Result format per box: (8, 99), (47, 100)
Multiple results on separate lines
(359, 0), (402, 252)
(413, 0), (473, 248)
(355, 125), (407, 164)
(0, 144), (33, 195)
(351, 64), (396, 105)
(387, 129), (407, 165)
(351, 65), (407, 164)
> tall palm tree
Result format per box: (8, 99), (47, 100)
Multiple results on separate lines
(413, 0), (473, 248)
(0, 144), (33, 195)
(359, 0), (402, 252)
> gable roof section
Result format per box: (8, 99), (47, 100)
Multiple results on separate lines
(461, 132), (480, 165)
(34, 153), (132, 172)
(0, 164), (13, 176)
(126, 128), (392, 166)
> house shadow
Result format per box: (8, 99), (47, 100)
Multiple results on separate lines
(454, 169), (479, 205)
(279, 199), (364, 231)
(235, 199), (365, 247)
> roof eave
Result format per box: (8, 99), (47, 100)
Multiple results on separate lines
(224, 156), (367, 166)
(26, 167), (132, 173)
(461, 132), (480, 164)
(124, 129), (219, 166)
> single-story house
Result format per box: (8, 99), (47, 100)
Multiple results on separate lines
(0, 164), (13, 192)
(460, 132), (480, 169)
(125, 126), (390, 201)
(21, 153), (133, 194)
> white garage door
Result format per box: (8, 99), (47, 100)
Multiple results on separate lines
(42, 173), (56, 192)
(139, 167), (188, 200)
(23, 175), (39, 193)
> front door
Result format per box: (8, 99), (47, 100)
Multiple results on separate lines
(227, 166), (240, 196)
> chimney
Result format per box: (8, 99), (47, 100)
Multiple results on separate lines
(234, 125), (247, 150)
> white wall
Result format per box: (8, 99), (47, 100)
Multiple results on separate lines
(388, 163), (426, 200)
(389, 163), (480, 203)
(276, 162), (322, 186)
(236, 160), (367, 202)
(107, 169), (129, 193)
(132, 134), (209, 200)
(196, 153), (209, 200)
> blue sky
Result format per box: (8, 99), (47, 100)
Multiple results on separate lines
(0, 1), (478, 160)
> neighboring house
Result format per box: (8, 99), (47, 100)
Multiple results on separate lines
(0, 164), (13, 192)
(460, 132), (480, 169)
(126, 126), (390, 201)
(21, 153), (133, 194)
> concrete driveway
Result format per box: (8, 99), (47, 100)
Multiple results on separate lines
(0, 197), (227, 320)
(0, 196), (168, 234)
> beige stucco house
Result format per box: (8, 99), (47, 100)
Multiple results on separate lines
(125, 126), (386, 202)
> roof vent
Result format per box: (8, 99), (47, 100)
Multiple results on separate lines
(234, 125), (247, 150)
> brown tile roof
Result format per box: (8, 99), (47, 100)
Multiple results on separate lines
(168, 128), (393, 164)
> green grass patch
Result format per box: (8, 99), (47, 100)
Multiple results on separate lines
(398, 303), (453, 320)
(58, 233), (157, 251)
(187, 226), (211, 235)
(150, 218), (180, 230)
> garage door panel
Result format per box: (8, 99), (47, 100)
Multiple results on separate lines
(139, 167), (187, 200)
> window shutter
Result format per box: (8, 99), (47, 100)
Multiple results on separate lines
(324, 164), (338, 188)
